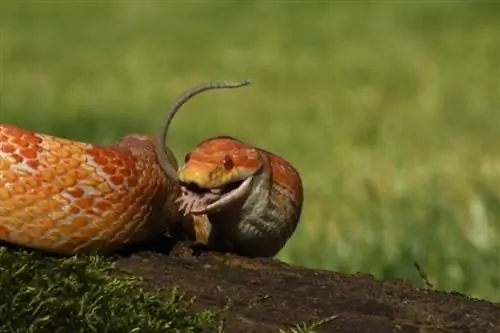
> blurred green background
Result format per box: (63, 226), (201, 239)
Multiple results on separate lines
(1, 2), (499, 302)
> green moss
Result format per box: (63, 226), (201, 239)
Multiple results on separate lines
(0, 247), (221, 333)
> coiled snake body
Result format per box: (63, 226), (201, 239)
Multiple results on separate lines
(0, 126), (181, 254)
(0, 80), (303, 257)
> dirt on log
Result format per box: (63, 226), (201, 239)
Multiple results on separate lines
(114, 241), (500, 333)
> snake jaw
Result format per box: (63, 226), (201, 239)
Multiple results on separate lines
(175, 160), (259, 216)
(175, 175), (255, 216)
(190, 176), (254, 215)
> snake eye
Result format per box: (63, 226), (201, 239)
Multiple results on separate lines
(184, 152), (191, 163)
(222, 155), (234, 170)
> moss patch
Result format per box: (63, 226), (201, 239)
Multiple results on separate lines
(0, 247), (221, 333)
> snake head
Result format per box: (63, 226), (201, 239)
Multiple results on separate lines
(176, 136), (263, 215)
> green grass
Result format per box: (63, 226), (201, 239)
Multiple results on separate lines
(0, 248), (221, 332)
(1, 0), (500, 308)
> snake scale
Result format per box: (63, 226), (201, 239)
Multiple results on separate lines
(0, 80), (303, 257)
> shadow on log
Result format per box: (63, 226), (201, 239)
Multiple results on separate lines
(114, 241), (500, 333)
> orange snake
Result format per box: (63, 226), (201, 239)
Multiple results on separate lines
(0, 80), (303, 258)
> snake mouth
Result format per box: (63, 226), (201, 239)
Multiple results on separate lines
(176, 177), (253, 216)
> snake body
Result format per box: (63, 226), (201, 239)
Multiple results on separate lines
(0, 126), (181, 254)
(0, 79), (303, 257)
